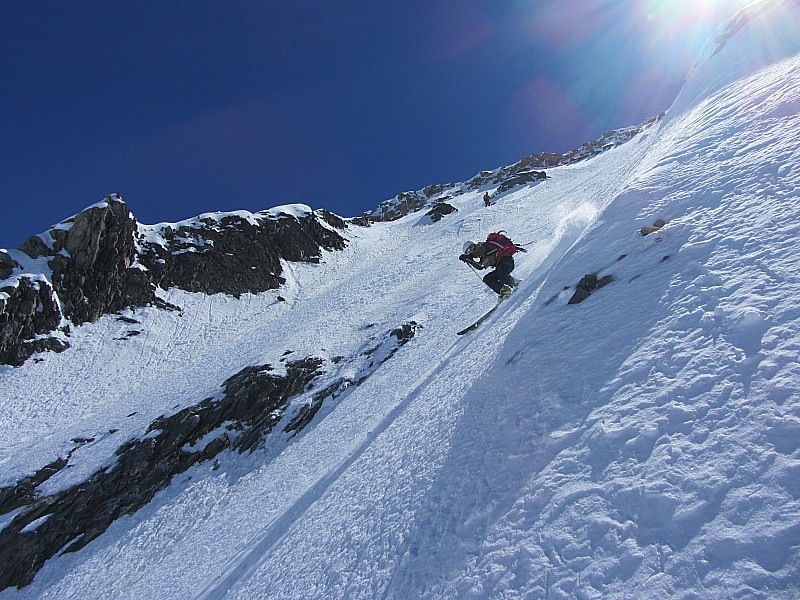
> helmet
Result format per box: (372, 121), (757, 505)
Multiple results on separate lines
(463, 241), (476, 254)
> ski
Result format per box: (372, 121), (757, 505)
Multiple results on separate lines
(457, 297), (506, 335)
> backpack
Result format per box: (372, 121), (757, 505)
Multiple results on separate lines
(485, 231), (517, 259)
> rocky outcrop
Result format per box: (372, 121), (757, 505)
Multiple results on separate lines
(349, 214), (372, 227)
(0, 198), (350, 366)
(640, 218), (666, 236)
(0, 320), (419, 590)
(467, 167), (547, 191)
(0, 277), (66, 366)
(368, 190), (435, 222)
(361, 115), (663, 224)
(138, 208), (347, 297)
(495, 171), (548, 195)
(568, 273), (614, 304)
(285, 322), (420, 435)
(0, 358), (323, 591)
(316, 208), (348, 230)
(424, 201), (457, 223)
(465, 118), (661, 192)
(17, 195), (158, 325)
(0, 251), (20, 280)
(0, 457), (68, 517)
(1, 196), (161, 366)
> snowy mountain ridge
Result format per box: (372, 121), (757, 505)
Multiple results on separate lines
(362, 116), (661, 223)
(1, 0), (800, 597)
(0, 110), (660, 369)
(0, 197), (350, 366)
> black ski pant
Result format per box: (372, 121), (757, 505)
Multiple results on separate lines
(483, 255), (515, 294)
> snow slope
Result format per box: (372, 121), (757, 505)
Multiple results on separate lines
(2, 0), (800, 597)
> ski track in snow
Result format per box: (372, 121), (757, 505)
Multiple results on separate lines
(3, 6), (800, 598)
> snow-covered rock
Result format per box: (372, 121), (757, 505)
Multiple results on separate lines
(0, 197), (350, 366)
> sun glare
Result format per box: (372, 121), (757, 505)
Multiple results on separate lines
(644, 0), (744, 25)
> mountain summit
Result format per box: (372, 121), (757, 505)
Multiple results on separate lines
(1, 1), (800, 597)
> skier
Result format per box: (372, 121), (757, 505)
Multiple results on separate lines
(459, 232), (520, 298)
(483, 191), (492, 207)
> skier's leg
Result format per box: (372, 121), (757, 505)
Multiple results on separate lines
(483, 271), (502, 294)
(495, 256), (515, 287)
(483, 257), (516, 294)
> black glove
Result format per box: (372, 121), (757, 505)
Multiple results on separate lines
(459, 254), (471, 263)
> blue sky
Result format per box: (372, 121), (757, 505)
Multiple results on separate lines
(1, 0), (742, 248)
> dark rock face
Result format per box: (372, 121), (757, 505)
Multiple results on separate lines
(2, 196), (159, 366)
(640, 218), (666, 236)
(568, 273), (614, 304)
(0, 358), (323, 591)
(349, 215), (372, 227)
(422, 183), (455, 198)
(467, 167), (547, 191)
(368, 191), (429, 222)
(315, 208), (347, 230)
(284, 322), (420, 436)
(424, 202), (457, 223)
(0, 277), (66, 366)
(0, 457), (67, 517)
(0, 198), (349, 366)
(18, 196), (158, 325)
(366, 187), (463, 223)
(139, 210), (347, 297)
(0, 320), (419, 591)
(365, 184), (458, 223)
(0, 251), (20, 280)
(495, 171), (548, 195)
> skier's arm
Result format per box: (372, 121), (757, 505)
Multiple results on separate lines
(459, 254), (485, 269)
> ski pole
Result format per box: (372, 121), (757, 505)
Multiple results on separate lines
(465, 262), (484, 281)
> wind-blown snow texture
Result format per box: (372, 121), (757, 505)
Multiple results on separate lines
(2, 1), (800, 597)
